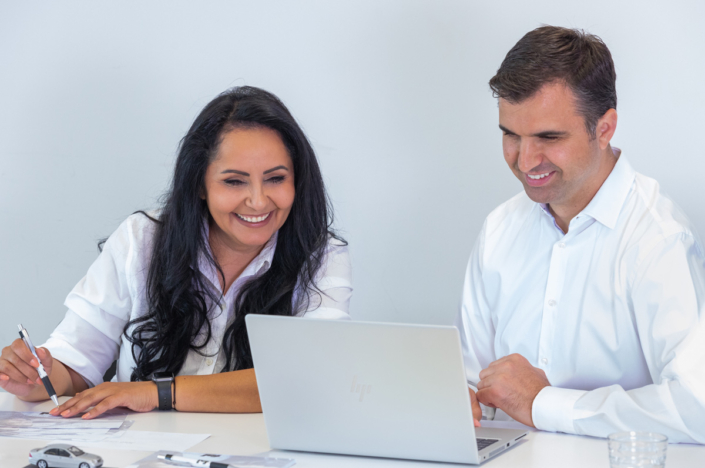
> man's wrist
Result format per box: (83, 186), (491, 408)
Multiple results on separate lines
(531, 386), (586, 433)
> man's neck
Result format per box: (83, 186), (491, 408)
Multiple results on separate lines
(549, 146), (618, 233)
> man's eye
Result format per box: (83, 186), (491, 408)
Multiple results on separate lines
(266, 176), (286, 184)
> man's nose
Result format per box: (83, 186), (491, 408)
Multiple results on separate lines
(517, 140), (542, 173)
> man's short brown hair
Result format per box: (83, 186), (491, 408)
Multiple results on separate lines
(489, 26), (617, 137)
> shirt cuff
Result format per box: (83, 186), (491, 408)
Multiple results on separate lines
(532, 386), (587, 434)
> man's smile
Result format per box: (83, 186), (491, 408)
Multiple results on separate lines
(524, 171), (556, 187)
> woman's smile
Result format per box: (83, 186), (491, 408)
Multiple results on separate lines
(234, 211), (273, 227)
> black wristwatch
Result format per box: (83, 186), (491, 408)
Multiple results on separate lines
(152, 372), (175, 411)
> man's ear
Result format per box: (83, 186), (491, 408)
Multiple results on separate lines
(596, 108), (617, 150)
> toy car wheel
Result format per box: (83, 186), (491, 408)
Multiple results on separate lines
(79, 463), (90, 468)
(37, 461), (48, 468)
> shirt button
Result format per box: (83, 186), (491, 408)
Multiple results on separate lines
(206, 359), (214, 366)
(547, 299), (556, 307)
(558, 242), (566, 249)
(541, 358), (548, 365)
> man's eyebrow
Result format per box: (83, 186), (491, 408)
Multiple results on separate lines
(221, 169), (249, 176)
(533, 130), (568, 138)
(263, 165), (289, 174)
(498, 125), (568, 138)
(499, 125), (515, 135)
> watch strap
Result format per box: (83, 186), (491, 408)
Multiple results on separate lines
(155, 377), (173, 411)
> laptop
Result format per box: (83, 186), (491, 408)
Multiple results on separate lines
(246, 316), (528, 464)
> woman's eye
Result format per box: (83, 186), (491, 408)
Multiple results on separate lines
(266, 176), (286, 184)
(224, 179), (246, 186)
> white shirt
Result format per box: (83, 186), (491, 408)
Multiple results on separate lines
(43, 213), (353, 386)
(456, 152), (705, 443)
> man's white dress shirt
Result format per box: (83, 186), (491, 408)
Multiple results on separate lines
(456, 151), (705, 443)
(43, 213), (353, 386)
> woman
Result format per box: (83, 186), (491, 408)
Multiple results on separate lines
(0, 86), (352, 418)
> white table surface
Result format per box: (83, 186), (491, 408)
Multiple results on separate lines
(1, 393), (703, 467)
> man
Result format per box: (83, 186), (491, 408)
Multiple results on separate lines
(456, 26), (705, 443)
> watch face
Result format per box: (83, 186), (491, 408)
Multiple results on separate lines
(152, 372), (174, 381)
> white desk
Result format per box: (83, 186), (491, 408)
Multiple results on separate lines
(1, 393), (703, 467)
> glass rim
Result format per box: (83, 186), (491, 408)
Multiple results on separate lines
(608, 431), (668, 443)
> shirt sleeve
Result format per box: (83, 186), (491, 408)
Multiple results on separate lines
(41, 217), (140, 387)
(300, 238), (353, 320)
(455, 221), (497, 394)
(532, 232), (705, 443)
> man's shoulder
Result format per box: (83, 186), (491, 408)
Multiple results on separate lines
(630, 172), (697, 239)
(483, 190), (537, 235)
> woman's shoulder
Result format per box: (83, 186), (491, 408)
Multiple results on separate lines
(317, 233), (351, 277)
(323, 233), (349, 255)
(104, 210), (161, 257)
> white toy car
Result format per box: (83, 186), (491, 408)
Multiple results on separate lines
(28, 444), (103, 468)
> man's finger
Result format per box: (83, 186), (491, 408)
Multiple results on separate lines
(478, 365), (499, 381)
(476, 388), (498, 408)
(468, 388), (483, 422)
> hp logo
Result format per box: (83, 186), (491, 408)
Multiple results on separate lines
(351, 375), (372, 402)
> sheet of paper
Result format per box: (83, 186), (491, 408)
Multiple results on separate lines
(126, 450), (295, 468)
(0, 410), (128, 442)
(63, 430), (211, 452)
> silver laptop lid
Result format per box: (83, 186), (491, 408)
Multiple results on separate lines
(246, 316), (480, 464)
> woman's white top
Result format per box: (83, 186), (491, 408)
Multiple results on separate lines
(42, 213), (353, 386)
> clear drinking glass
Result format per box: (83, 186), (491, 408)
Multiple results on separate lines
(608, 432), (668, 468)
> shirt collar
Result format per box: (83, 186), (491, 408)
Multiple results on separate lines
(580, 148), (635, 230)
(538, 147), (634, 231)
(196, 220), (278, 289)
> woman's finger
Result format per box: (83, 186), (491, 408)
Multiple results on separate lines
(0, 359), (35, 386)
(35, 347), (54, 374)
(53, 390), (94, 417)
(4, 350), (40, 383)
(82, 395), (121, 420)
(9, 339), (40, 368)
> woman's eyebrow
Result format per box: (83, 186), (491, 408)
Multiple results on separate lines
(221, 169), (249, 176)
(263, 165), (289, 174)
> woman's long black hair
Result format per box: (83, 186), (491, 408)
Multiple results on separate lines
(124, 86), (341, 381)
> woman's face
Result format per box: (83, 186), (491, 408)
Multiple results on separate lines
(203, 127), (295, 252)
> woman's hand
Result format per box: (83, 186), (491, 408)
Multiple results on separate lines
(0, 339), (54, 399)
(49, 381), (159, 419)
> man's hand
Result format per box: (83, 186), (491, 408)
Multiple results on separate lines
(476, 353), (550, 427)
(49, 381), (159, 419)
(468, 387), (482, 427)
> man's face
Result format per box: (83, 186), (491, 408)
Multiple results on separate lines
(499, 82), (603, 210)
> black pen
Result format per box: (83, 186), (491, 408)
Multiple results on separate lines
(18, 324), (59, 406)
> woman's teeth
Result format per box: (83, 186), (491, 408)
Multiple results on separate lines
(528, 172), (551, 180)
(236, 212), (271, 223)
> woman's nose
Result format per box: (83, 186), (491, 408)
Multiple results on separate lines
(246, 184), (268, 211)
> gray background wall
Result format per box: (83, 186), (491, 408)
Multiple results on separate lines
(1, 0), (704, 347)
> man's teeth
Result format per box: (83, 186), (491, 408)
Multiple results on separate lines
(528, 172), (551, 180)
(236, 212), (271, 223)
